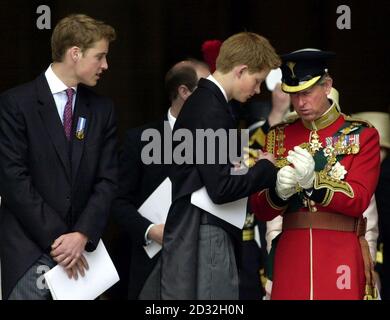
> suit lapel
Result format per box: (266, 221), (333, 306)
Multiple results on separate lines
(71, 86), (91, 183)
(36, 74), (71, 180)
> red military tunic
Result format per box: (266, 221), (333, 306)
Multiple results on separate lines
(250, 103), (380, 300)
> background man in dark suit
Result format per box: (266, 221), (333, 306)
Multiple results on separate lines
(0, 14), (118, 300)
(161, 32), (281, 300)
(113, 59), (209, 299)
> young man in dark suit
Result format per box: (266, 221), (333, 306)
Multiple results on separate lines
(0, 14), (118, 300)
(161, 32), (281, 300)
(113, 59), (210, 299)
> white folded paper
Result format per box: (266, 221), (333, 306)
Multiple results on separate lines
(191, 187), (248, 229)
(138, 177), (172, 258)
(142, 241), (162, 259)
(44, 240), (119, 300)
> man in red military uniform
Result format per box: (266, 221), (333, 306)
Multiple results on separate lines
(250, 49), (381, 300)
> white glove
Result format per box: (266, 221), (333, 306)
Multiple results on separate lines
(287, 146), (315, 189)
(276, 165), (298, 200)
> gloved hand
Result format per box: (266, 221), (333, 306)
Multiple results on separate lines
(287, 146), (315, 189)
(276, 165), (298, 200)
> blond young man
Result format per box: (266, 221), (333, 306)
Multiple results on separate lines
(113, 59), (210, 300)
(0, 14), (117, 300)
(161, 32), (280, 300)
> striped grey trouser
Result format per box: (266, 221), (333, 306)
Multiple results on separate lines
(140, 221), (239, 300)
(196, 224), (239, 300)
(8, 254), (56, 300)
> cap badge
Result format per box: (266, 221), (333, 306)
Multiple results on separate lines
(286, 61), (296, 79)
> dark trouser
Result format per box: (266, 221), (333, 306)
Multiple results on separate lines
(8, 254), (56, 300)
(138, 258), (161, 300)
(239, 239), (263, 300)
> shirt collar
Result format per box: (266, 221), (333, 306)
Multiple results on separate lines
(44, 64), (77, 95)
(167, 108), (176, 130)
(207, 74), (228, 102)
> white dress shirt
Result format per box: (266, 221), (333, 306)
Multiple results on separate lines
(207, 74), (228, 102)
(44, 65), (77, 124)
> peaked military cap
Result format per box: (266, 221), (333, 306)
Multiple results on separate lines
(280, 48), (335, 93)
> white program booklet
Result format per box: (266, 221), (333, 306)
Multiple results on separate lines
(191, 187), (248, 229)
(44, 240), (119, 300)
(138, 177), (172, 258)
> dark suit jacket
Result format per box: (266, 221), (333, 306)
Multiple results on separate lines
(112, 119), (170, 299)
(161, 78), (277, 299)
(377, 155), (390, 299)
(0, 73), (118, 299)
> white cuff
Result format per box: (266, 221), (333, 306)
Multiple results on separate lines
(144, 224), (155, 246)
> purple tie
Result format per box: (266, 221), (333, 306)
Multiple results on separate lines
(63, 88), (74, 140)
